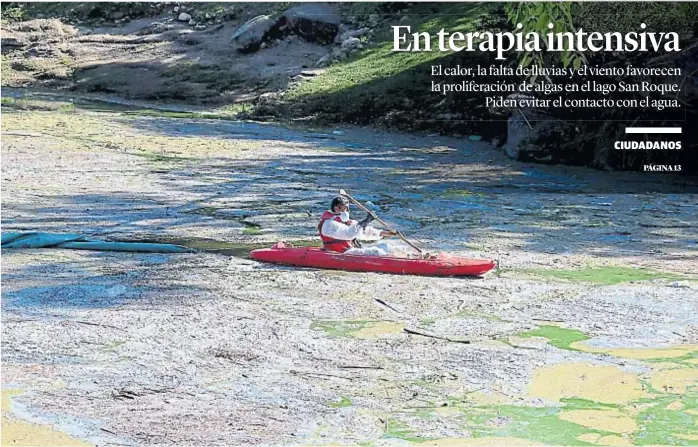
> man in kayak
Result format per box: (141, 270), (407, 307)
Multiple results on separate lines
(318, 196), (404, 256)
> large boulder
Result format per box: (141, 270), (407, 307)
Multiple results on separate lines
(505, 105), (576, 163)
(281, 4), (340, 44)
(505, 111), (554, 162)
(230, 15), (277, 53)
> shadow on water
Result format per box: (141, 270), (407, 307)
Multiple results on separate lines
(3, 89), (697, 260)
(1, 87), (236, 118)
(113, 235), (319, 258)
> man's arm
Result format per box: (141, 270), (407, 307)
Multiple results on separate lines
(360, 225), (383, 241)
(357, 212), (399, 240)
(323, 219), (392, 241)
(322, 219), (362, 241)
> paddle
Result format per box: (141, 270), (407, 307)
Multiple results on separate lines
(339, 189), (424, 254)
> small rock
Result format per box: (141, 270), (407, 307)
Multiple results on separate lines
(332, 130), (345, 136)
(300, 69), (324, 77)
(1, 36), (26, 47)
(205, 13), (211, 19)
(338, 27), (370, 43)
(195, 24), (206, 31)
(258, 92), (280, 102)
(671, 281), (690, 288)
(188, 19), (197, 26)
(341, 37), (362, 52)
(111, 11), (125, 20)
(178, 12), (192, 22)
(173, 6), (180, 13)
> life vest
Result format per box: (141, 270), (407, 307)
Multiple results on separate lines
(318, 210), (353, 253)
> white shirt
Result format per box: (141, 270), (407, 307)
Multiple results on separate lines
(321, 218), (383, 241)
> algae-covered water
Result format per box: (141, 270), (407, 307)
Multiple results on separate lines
(2, 93), (697, 446)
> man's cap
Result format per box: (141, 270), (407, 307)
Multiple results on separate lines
(331, 196), (349, 211)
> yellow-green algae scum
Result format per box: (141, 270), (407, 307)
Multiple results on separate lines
(1, 389), (92, 446)
(450, 326), (698, 446)
(310, 316), (698, 445)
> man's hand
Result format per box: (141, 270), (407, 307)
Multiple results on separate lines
(380, 230), (398, 238)
(358, 211), (377, 229)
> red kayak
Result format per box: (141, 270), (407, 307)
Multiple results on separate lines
(250, 242), (496, 277)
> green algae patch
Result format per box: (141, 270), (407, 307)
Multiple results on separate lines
(241, 222), (263, 235)
(420, 317), (437, 326)
(183, 207), (221, 217)
(383, 418), (433, 443)
(421, 311), (506, 329)
(1, 109), (253, 159)
(122, 108), (246, 121)
(453, 395), (698, 446)
(571, 342), (698, 364)
(329, 396), (352, 408)
(311, 320), (403, 339)
(560, 398), (621, 410)
(455, 311), (507, 322)
(311, 320), (376, 338)
(1, 97), (76, 112)
(518, 325), (589, 351)
(440, 189), (485, 199)
(459, 348), (698, 446)
(99, 340), (125, 352)
(520, 266), (688, 285)
(130, 151), (196, 163)
(315, 146), (353, 153)
(632, 395), (698, 446)
(465, 405), (605, 446)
